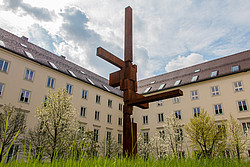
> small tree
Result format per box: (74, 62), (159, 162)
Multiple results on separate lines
(0, 104), (26, 162)
(226, 114), (247, 160)
(99, 135), (122, 158)
(36, 88), (78, 161)
(185, 109), (226, 158)
(163, 114), (184, 157)
(137, 132), (152, 159)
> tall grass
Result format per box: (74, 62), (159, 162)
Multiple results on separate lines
(1, 156), (250, 167)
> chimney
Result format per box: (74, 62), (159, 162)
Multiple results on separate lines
(21, 36), (29, 41)
(60, 55), (66, 59)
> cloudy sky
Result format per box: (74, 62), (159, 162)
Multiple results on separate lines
(0, 0), (249, 80)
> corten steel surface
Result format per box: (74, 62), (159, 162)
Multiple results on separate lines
(96, 6), (183, 156)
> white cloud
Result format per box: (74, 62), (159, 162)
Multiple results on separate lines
(165, 53), (205, 72)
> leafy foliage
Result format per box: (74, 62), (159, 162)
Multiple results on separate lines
(185, 109), (226, 158)
(0, 104), (26, 162)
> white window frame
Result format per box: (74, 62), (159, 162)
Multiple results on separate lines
(191, 75), (198, 82)
(96, 95), (101, 104)
(24, 68), (34, 81)
(174, 80), (181, 86)
(211, 86), (220, 96)
(80, 106), (86, 117)
(211, 71), (218, 77)
(193, 107), (200, 118)
(82, 89), (88, 99)
(95, 111), (100, 121)
(175, 110), (181, 119)
(118, 117), (122, 126)
(66, 84), (73, 94)
(107, 114), (112, 123)
(191, 90), (199, 100)
(214, 104), (223, 115)
(158, 113), (164, 122)
(94, 129), (99, 142)
(173, 97), (180, 103)
(19, 89), (31, 103)
(119, 103), (123, 111)
(238, 100), (248, 112)
(0, 58), (9, 73)
(108, 99), (112, 108)
(232, 65), (239, 72)
(47, 77), (55, 88)
(118, 134), (122, 144)
(233, 81), (243, 92)
(0, 83), (4, 97)
(143, 115), (148, 124)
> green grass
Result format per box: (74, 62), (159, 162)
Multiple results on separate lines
(1, 157), (250, 167)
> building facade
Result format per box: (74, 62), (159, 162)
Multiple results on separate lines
(0, 28), (249, 157)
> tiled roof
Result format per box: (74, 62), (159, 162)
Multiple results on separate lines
(138, 49), (250, 94)
(0, 28), (123, 97)
(1, 27), (249, 97)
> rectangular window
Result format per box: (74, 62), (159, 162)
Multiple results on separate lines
(143, 115), (148, 124)
(106, 131), (111, 141)
(191, 75), (198, 82)
(118, 117), (122, 126)
(107, 114), (112, 123)
(19, 89), (31, 103)
(0, 83), (4, 97)
(66, 84), (72, 94)
(174, 80), (181, 86)
(159, 130), (165, 139)
(238, 100), (248, 111)
(143, 132), (149, 143)
(214, 104), (223, 115)
(234, 81), (243, 92)
(119, 103), (123, 111)
(47, 77), (55, 88)
(193, 107), (200, 117)
(144, 87), (152, 93)
(242, 122), (250, 133)
(176, 128), (183, 141)
(191, 90), (199, 100)
(158, 113), (164, 122)
(80, 107), (86, 117)
(24, 69), (34, 81)
(158, 83), (166, 90)
(95, 111), (100, 120)
(175, 110), (181, 119)
(79, 124), (85, 134)
(118, 134), (122, 144)
(157, 100), (163, 106)
(108, 99), (112, 108)
(68, 70), (76, 77)
(173, 97), (180, 103)
(211, 86), (220, 96)
(232, 65), (239, 72)
(0, 40), (5, 47)
(96, 95), (101, 104)
(0, 59), (9, 72)
(211, 71), (218, 77)
(25, 51), (34, 59)
(94, 129), (99, 142)
(82, 89), (87, 99)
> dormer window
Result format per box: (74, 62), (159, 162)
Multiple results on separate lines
(80, 71), (85, 75)
(144, 87), (151, 93)
(191, 76), (198, 82)
(211, 71), (218, 77)
(232, 65), (239, 72)
(20, 43), (27, 48)
(158, 83), (166, 90)
(68, 70), (76, 77)
(0, 40), (5, 47)
(194, 69), (200, 73)
(103, 85), (110, 92)
(25, 51), (34, 59)
(174, 80), (181, 86)
(48, 61), (58, 69)
(150, 81), (156, 84)
(87, 78), (95, 85)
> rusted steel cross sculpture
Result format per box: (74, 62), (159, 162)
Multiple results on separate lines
(97, 6), (183, 156)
